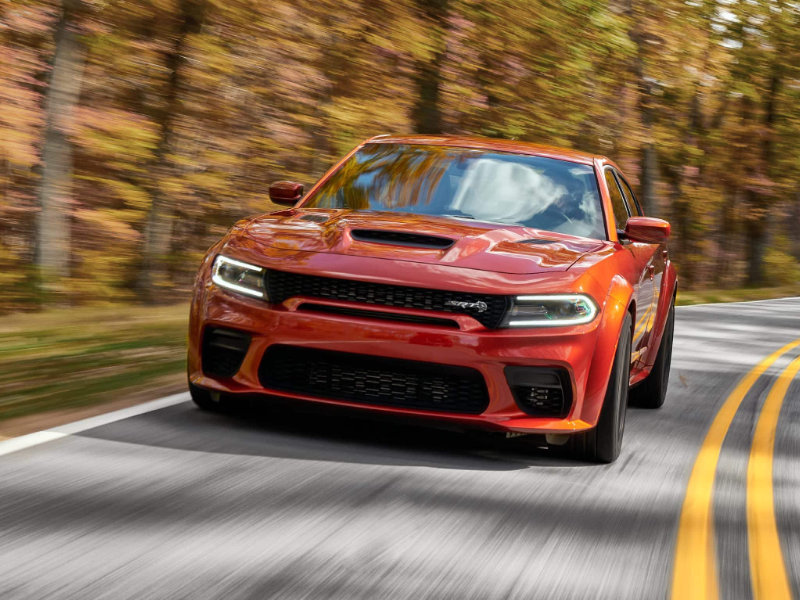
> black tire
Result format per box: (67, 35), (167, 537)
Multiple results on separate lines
(569, 312), (632, 463)
(630, 299), (675, 409)
(189, 379), (229, 413)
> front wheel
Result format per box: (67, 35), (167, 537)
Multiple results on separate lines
(569, 312), (632, 463)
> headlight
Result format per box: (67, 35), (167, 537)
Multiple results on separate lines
(503, 294), (598, 328)
(211, 255), (267, 299)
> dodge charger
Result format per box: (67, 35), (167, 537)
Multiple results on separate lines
(187, 135), (677, 462)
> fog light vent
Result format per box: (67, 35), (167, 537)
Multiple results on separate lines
(505, 366), (572, 417)
(201, 326), (251, 378)
(524, 386), (564, 412)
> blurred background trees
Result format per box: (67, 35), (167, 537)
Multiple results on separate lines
(1, 0), (799, 311)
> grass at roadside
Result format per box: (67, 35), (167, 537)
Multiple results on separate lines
(0, 303), (189, 423)
(677, 284), (800, 306)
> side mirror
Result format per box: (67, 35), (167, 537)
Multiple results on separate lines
(269, 181), (304, 206)
(624, 216), (670, 244)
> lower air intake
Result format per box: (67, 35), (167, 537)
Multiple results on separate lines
(259, 345), (489, 414)
(201, 327), (251, 378)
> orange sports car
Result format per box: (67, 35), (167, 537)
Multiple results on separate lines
(188, 135), (676, 462)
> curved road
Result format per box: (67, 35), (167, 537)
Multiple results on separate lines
(1, 298), (799, 599)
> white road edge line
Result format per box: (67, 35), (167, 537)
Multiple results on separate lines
(0, 392), (190, 457)
(678, 295), (800, 309)
(0, 431), (68, 457)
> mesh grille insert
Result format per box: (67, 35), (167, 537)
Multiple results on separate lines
(259, 345), (490, 414)
(297, 303), (460, 328)
(265, 270), (510, 328)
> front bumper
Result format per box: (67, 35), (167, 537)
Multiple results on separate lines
(188, 281), (617, 434)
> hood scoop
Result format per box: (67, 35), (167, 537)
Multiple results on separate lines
(351, 229), (455, 250)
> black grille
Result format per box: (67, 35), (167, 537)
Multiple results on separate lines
(516, 386), (565, 415)
(259, 345), (490, 414)
(297, 303), (460, 328)
(265, 270), (510, 328)
(202, 327), (251, 378)
(351, 229), (454, 249)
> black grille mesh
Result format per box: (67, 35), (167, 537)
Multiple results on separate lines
(298, 303), (460, 328)
(265, 269), (510, 328)
(511, 385), (566, 417)
(259, 345), (490, 414)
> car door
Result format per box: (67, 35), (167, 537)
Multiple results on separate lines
(618, 174), (667, 361)
(603, 167), (657, 366)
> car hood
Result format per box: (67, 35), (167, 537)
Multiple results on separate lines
(242, 209), (607, 275)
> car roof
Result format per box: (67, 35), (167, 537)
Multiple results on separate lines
(365, 134), (601, 166)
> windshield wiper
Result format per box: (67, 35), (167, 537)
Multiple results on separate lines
(441, 214), (475, 219)
(440, 213), (515, 226)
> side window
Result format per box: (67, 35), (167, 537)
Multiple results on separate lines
(603, 168), (630, 231)
(618, 176), (643, 216)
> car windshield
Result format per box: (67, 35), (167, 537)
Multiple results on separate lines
(304, 143), (606, 240)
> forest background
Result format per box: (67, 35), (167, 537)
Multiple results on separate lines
(2, 0), (800, 312)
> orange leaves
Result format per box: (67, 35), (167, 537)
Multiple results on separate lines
(0, 0), (799, 309)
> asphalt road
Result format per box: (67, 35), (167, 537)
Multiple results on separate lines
(1, 298), (799, 599)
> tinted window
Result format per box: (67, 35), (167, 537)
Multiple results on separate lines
(603, 168), (629, 230)
(618, 176), (642, 216)
(306, 144), (607, 240)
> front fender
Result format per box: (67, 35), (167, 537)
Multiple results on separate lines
(577, 274), (633, 427)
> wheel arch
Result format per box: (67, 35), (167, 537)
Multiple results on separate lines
(576, 275), (634, 427)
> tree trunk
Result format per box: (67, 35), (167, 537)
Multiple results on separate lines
(627, 0), (657, 216)
(137, 0), (204, 302)
(36, 0), (84, 302)
(668, 175), (693, 287)
(714, 186), (738, 287)
(309, 102), (331, 180)
(412, 0), (448, 134)
(744, 68), (780, 287)
(640, 142), (657, 216)
(744, 190), (768, 287)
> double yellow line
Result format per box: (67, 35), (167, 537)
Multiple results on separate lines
(671, 338), (800, 600)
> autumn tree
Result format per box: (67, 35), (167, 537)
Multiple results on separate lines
(36, 0), (85, 302)
(137, 0), (206, 302)
(0, 1), (50, 309)
(1, 0), (799, 312)
(412, 0), (449, 134)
